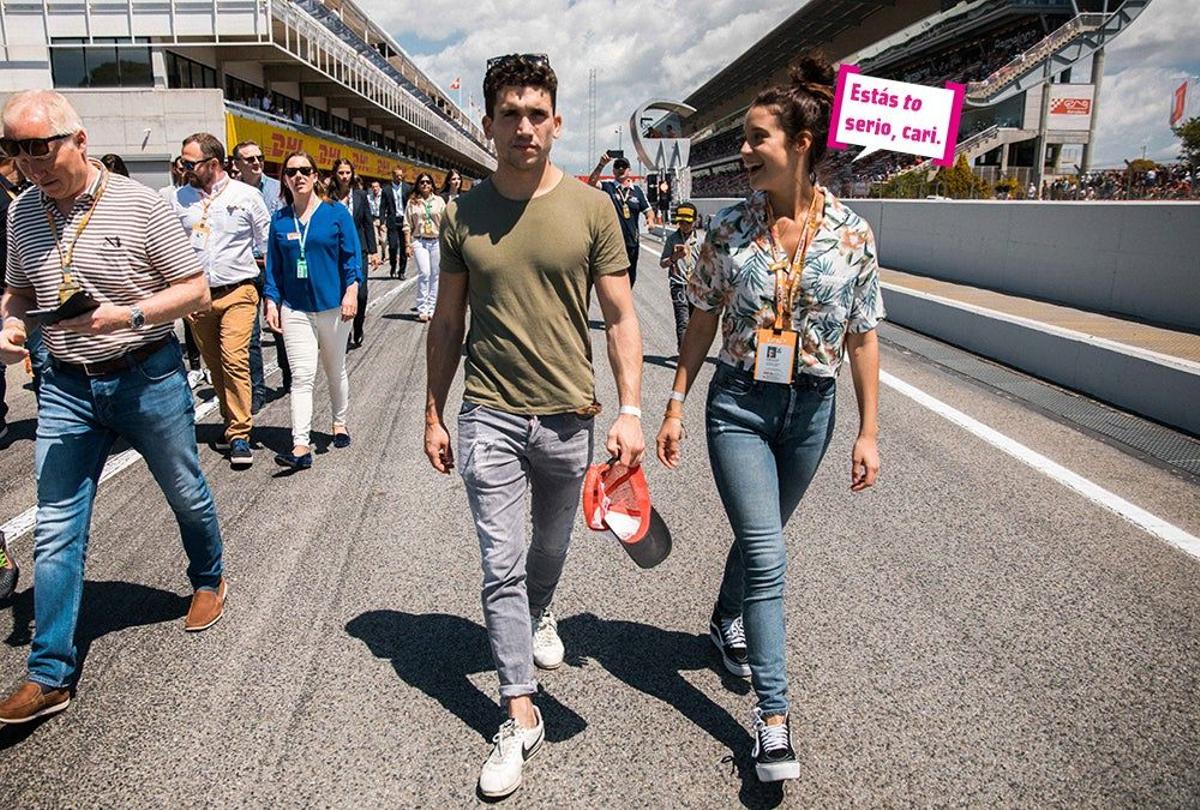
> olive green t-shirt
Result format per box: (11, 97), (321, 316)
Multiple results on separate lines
(440, 174), (629, 414)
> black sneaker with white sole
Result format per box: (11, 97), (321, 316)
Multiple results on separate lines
(709, 608), (750, 677)
(751, 708), (800, 782)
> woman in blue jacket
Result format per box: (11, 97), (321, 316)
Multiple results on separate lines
(264, 150), (361, 470)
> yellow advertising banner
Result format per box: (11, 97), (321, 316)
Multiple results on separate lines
(225, 112), (448, 185)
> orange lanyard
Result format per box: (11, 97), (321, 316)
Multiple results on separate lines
(44, 165), (109, 274)
(764, 189), (823, 330)
(194, 179), (230, 230)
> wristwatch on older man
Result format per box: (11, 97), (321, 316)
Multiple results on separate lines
(129, 305), (146, 330)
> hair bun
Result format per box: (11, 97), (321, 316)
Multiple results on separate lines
(788, 55), (835, 101)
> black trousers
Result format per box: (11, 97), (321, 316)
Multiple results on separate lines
(625, 243), (640, 288)
(353, 256), (369, 343)
(0, 355), (7, 426)
(387, 225), (408, 276)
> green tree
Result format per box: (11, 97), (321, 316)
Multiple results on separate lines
(933, 153), (992, 199)
(1174, 117), (1200, 170)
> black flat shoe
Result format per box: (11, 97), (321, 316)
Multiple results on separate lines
(332, 432), (351, 449)
(274, 451), (313, 470)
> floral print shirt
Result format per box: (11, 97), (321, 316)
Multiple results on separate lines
(687, 187), (885, 378)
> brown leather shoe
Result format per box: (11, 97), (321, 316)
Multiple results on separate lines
(0, 681), (70, 724)
(184, 578), (227, 632)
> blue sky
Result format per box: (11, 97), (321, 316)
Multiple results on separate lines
(364, 0), (1198, 174)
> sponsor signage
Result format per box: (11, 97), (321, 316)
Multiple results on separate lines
(1046, 84), (1095, 132)
(225, 112), (449, 184)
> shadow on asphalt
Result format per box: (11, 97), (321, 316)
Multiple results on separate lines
(556, 613), (784, 809)
(194, 423), (295, 456)
(643, 355), (718, 371)
(345, 610), (786, 807)
(345, 610), (587, 744)
(381, 313), (423, 323)
(1, 580), (189, 749)
(0, 417), (35, 450)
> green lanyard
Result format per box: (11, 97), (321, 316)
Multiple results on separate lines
(293, 201), (319, 279)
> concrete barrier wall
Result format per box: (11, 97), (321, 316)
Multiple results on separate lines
(883, 285), (1200, 435)
(56, 88), (227, 190)
(692, 197), (1200, 331)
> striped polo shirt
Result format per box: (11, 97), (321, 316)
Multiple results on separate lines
(5, 164), (202, 364)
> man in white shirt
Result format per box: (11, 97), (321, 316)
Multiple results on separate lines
(231, 139), (290, 411)
(172, 132), (270, 469)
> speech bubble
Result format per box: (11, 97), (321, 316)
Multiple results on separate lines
(827, 64), (965, 167)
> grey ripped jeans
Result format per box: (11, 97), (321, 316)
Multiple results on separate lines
(457, 403), (594, 700)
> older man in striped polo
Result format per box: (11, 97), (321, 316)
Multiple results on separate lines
(0, 90), (227, 724)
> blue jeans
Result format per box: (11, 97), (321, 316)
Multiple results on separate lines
(706, 363), (836, 716)
(29, 340), (223, 688)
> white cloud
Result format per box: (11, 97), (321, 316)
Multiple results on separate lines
(357, 0), (796, 174)
(356, 0), (1198, 174)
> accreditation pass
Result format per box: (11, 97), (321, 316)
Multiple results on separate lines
(753, 328), (798, 385)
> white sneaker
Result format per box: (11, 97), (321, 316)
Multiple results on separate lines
(478, 708), (544, 799)
(532, 610), (564, 670)
(187, 369), (205, 389)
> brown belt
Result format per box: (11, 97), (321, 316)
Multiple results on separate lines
(51, 336), (175, 378)
(209, 278), (255, 298)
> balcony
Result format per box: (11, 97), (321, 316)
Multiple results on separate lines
(0, 0), (495, 170)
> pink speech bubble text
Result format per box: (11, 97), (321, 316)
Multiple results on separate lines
(827, 63), (965, 168)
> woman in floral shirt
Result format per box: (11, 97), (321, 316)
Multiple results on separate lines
(655, 55), (884, 783)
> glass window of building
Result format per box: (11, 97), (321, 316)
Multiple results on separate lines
(50, 37), (152, 88)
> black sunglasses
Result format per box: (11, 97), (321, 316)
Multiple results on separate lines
(0, 132), (73, 159)
(284, 166), (315, 178)
(418, 179), (432, 185)
(180, 156), (217, 171)
(485, 53), (550, 76)
(238, 154), (264, 164)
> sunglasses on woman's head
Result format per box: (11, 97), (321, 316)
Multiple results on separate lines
(284, 166), (315, 177)
(0, 132), (72, 159)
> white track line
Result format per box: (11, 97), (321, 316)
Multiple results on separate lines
(1, 276), (416, 543)
(881, 370), (1200, 561)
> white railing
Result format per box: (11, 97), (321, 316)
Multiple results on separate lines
(0, 0), (494, 169)
(966, 13), (1107, 99)
(271, 0), (494, 169)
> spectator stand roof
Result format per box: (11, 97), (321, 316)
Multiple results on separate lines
(684, 1), (918, 124)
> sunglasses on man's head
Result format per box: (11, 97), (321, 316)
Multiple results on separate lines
(284, 166), (315, 178)
(485, 53), (550, 76)
(0, 132), (72, 159)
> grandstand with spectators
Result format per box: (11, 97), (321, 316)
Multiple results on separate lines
(0, 0), (495, 187)
(683, 0), (1153, 200)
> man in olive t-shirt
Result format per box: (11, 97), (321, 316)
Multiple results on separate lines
(424, 56), (644, 800)
(439, 176), (628, 412)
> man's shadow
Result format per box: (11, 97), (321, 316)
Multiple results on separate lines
(0, 417), (36, 450)
(557, 613), (785, 809)
(345, 611), (586, 743)
(193, 423), (296, 457)
(1, 579), (189, 748)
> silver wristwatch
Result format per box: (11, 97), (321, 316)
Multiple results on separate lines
(129, 305), (146, 330)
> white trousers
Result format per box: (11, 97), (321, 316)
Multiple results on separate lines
(413, 236), (441, 316)
(280, 305), (352, 448)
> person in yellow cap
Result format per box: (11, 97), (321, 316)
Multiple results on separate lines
(658, 201), (701, 350)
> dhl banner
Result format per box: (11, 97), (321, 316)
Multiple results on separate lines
(225, 112), (448, 185)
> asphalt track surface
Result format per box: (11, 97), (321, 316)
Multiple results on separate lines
(0, 239), (1198, 808)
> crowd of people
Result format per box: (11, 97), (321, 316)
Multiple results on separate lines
(0, 49), (885, 801)
(690, 16), (1063, 199)
(1040, 164), (1197, 200)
